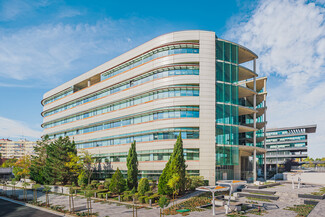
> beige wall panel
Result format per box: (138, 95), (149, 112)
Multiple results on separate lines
(44, 31), (202, 99)
(43, 54), (200, 111)
(43, 76), (199, 124)
(43, 97), (200, 135)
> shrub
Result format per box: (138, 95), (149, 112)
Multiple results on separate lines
(145, 191), (153, 197)
(109, 168), (126, 194)
(131, 187), (136, 194)
(188, 176), (205, 191)
(138, 178), (150, 196)
(86, 185), (93, 190)
(78, 171), (88, 187)
(123, 191), (131, 195)
(80, 184), (86, 190)
(98, 193), (105, 199)
(91, 180), (99, 185)
(123, 194), (133, 201)
(104, 179), (111, 189)
(145, 196), (150, 204)
(139, 196), (146, 204)
(133, 193), (139, 200)
(98, 185), (104, 190)
(149, 194), (160, 203)
(106, 192), (112, 198)
(158, 195), (170, 208)
(150, 180), (157, 189)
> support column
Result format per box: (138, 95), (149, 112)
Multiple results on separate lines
(253, 59), (257, 182)
(87, 79), (91, 87)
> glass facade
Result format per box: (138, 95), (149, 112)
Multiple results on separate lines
(44, 87), (73, 105)
(215, 40), (240, 180)
(44, 86), (199, 128)
(47, 106), (199, 137)
(92, 169), (200, 180)
(44, 66), (199, 117)
(75, 127), (199, 149)
(265, 127), (310, 164)
(94, 148), (199, 163)
(101, 45), (199, 80)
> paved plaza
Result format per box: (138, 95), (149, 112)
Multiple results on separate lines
(0, 183), (324, 216)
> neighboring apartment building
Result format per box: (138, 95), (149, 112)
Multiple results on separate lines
(41, 30), (267, 184)
(265, 125), (317, 165)
(0, 139), (36, 159)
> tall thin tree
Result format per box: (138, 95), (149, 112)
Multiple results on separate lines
(127, 141), (138, 190)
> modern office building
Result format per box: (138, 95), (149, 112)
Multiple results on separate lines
(41, 30), (267, 184)
(0, 139), (36, 159)
(265, 125), (316, 165)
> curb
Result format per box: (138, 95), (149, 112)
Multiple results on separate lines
(0, 196), (74, 217)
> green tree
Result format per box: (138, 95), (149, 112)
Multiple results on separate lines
(13, 155), (31, 181)
(169, 133), (186, 193)
(44, 136), (78, 185)
(158, 195), (170, 208)
(1, 158), (18, 168)
(127, 141), (138, 190)
(78, 170), (88, 186)
(109, 168), (126, 194)
(22, 182), (30, 201)
(158, 158), (172, 195)
(43, 186), (51, 207)
(138, 178), (150, 196)
(29, 136), (50, 184)
(79, 150), (96, 185)
(158, 133), (187, 195)
(167, 174), (180, 206)
(32, 184), (41, 203)
(10, 178), (17, 198)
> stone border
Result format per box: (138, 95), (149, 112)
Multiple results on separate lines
(242, 189), (276, 195)
(298, 194), (325, 200)
(247, 182), (280, 189)
(238, 192), (279, 200)
(304, 200), (319, 206)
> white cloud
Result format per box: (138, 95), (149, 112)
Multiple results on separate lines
(225, 0), (325, 158)
(0, 116), (41, 140)
(0, 0), (48, 21)
(0, 18), (161, 85)
(57, 8), (82, 18)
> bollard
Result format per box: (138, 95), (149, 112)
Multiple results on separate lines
(94, 192), (96, 198)
(118, 195), (121, 202)
(149, 199), (152, 207)
(106, 193), (108, 200)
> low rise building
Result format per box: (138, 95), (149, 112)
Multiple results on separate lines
(265, 125), (317, 165)
(0, 139), (36, 159)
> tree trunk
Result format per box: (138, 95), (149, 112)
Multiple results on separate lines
(72, 194), (74, 212)
(69, 195), (71, 212)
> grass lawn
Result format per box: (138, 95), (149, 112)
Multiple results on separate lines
(284, 204), (316, 217)
(311, 187), (325, 196)
(246, 197), (271, 202)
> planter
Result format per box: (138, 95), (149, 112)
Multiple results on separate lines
(298, 194), (325, 200)
(304, 200), (319, 206)
(242, 189), (276, 195)
(247, 182), (280, 189)
(238, 192), (279, 200)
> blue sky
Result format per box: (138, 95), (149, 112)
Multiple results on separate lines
(0, 0), (325, 158)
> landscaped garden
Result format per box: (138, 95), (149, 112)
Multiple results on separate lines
(0, 133), (207, 216)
